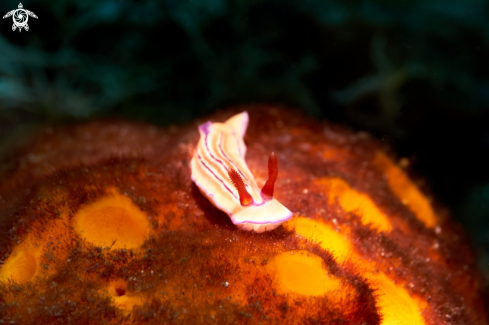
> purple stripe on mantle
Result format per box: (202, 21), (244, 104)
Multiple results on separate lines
(232, 130), (243, 158)
(204, 133), (232, 178)
(218, 134), (253, 185)
(197, 153), (237, 200)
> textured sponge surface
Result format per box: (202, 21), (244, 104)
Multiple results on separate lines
(0, 106), (485, 325)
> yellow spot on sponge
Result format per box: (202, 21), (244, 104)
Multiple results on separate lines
(0, 249), (38, 283)
(0, 217), (70, 284)
(267, 250), (342, 296)
(287, 217), (427, 325)
(371, 271), (427, 325)
(374, 152), (437, 228)
(286, 217), (353, 262)
(74, 188), (150, 249)
(316, 177), (392, 232)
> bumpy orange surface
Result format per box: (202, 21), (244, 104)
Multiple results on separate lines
(0, 106), (486, 324)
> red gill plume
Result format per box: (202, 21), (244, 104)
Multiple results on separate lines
(227, 168), (254, 206)
(260, 152), (278, 201)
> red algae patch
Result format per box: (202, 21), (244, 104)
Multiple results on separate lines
(0, 106), (486, 325)
(73, 188), (150, 249)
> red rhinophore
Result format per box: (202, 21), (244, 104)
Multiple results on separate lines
(260, 152), (278, 201)
(227, 168), (254, 206)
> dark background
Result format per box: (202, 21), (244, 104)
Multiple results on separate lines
(0, 0), (488, 278)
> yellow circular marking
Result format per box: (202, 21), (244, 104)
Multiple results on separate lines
(285, 217), (353, 262)
(74, 188), (150, 249)
(374, 152), (437, 228)
(0, 217), (70, 284)
(267, 250), (342, 296)
(371, 272), (427, 325)
(316, 177), (392, 232)
(287, 217), (427, 324)
(0, 249), (37, 283)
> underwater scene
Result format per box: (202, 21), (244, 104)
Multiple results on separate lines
(0, 1), (488, 324)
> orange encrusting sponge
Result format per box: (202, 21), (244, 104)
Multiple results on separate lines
(287, 216), (427, 325)
(0, 106), (485, 325)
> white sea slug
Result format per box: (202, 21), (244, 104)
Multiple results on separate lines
(190, 111), (293, 233)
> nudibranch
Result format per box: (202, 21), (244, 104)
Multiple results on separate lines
(190, 111), (293, 232)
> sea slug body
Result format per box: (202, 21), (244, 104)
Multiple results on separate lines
(190, 112), (293, 233)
